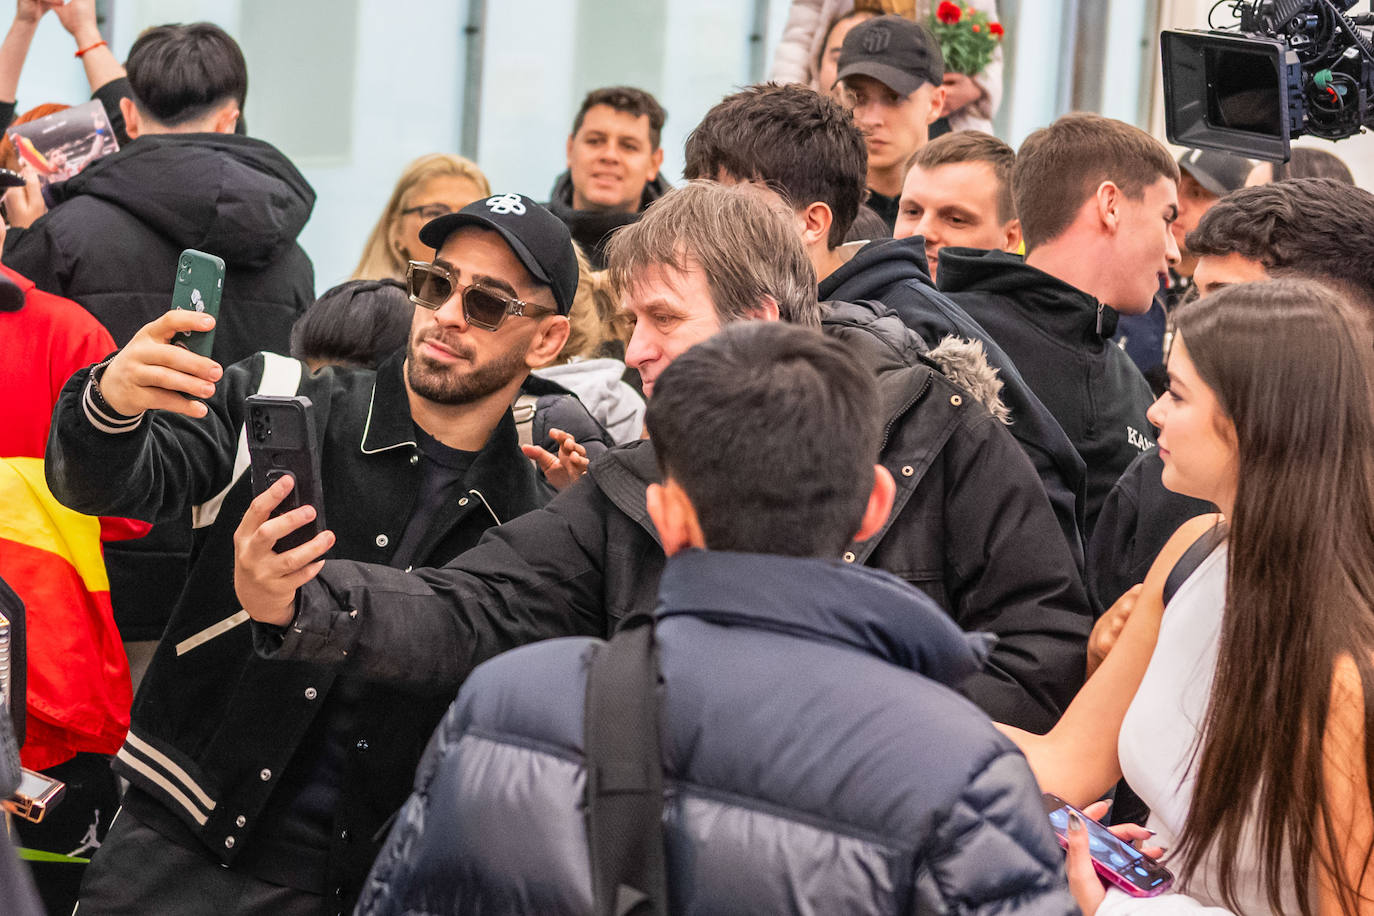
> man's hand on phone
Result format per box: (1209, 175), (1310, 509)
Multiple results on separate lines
(1064, 800), (1167, 914)
(99, 310), (222, 418)
(234, 475), (335, 628)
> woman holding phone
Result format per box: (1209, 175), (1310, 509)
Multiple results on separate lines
(1005, 279), (1374, 914)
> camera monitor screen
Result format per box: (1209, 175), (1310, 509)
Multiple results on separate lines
(1206, 45), (1283, 136)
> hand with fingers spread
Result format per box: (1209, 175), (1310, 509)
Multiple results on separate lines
(1065, 800), (1167, 915)
(1087, 583), (1144, 676)
(521, 427), (589, 492)
(97, 309), (223, 418)
(3, 164), (45, 228)
(234, 474), (335, 627)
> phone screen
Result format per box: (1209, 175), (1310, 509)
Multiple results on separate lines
(1044, 795), (1172, 895)
(1046, 805), (1145, 870)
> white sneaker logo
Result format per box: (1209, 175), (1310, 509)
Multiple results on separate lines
(190, 288), (205, 312)
(486, 193), (526, 216)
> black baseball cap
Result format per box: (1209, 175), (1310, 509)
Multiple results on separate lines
(419, 193), (578, 316)
(1176, 148), (1254, 198)
(836, 14), (945, 96)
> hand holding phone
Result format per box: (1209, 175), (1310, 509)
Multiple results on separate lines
(245, 395), (326, 552)
(171, 248), (225, 358)
(1044, 794), (1173, 898)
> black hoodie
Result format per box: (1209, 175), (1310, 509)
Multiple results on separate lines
(546, 170), (670, 269)
(4, 132), (315, 365)
(821, 237), (1086, 566)
(937, 248), (1155, 536)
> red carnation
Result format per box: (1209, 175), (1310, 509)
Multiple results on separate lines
(971, 23), (980, 32)
(937, 1), (961, 24)
(989, 21), (1005, 38)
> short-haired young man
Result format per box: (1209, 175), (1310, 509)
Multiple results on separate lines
(685, 83), (1087, 564)
(1090, 177), (1374, 615)
(938, 113), (1180, 534)
(547, 85), (669, 268)
(352, 322), (1077, 916)
(48, 195), (576, 914)
(238, 181), (1091, 740)
(894, 130), (1021, 282)
(835, 15), (946, 231)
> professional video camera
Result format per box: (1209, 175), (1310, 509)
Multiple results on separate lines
(1161, 0), (1374, 160)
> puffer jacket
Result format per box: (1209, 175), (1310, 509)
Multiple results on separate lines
(357, 550), (1078, 915)
(265, 300), (1090, 735)
(546, 170), (671, 269)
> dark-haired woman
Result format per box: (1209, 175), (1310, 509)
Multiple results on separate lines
(1005, 278), (1374, 914)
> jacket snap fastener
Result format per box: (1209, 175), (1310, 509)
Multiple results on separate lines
(304, 687), (317, 700)
(235, 815), (246, 828)
(409, 454), (419, 466)
(224, 836), (235, 848)
(901, 465), (915, 477)
(842, 551), (856, 563)
(260, 768), (272, 781)
(355, 738), (369, 751)
(950, 394), (963, 406)
(458, 497), (469, 507)
(375, 534), (388, 547)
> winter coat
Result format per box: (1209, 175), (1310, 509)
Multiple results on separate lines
(937, 248), (1156, 536)
(546, 170), (672, 269)
(821, 236), (1087, 564)
(264, 300), (1091, 735)
(357, 550), (1079, 916)
(768, 0), (1004, 133)
(534, 357), (646, 444)
(45, 351), (547, 909)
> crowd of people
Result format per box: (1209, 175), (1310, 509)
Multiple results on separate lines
(1, 0), (1373, 914)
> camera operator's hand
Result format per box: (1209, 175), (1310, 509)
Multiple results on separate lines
(235, 475), (334, 628)
(98, 310), (222, 419)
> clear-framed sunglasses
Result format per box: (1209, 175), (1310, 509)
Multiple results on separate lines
(406, 260), (554, 331)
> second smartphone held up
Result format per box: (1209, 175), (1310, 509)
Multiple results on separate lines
(245, 395), (327, 553)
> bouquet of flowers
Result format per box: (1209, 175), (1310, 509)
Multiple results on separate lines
(928, 1), (1004, 76)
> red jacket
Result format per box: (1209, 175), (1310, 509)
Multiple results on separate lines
(0, 264), (145, 769)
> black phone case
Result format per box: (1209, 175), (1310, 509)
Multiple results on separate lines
(245, 395), (327, 553)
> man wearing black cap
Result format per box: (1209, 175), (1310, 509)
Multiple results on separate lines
(835, 14), (947, 232)
(45, 194), (574, 915)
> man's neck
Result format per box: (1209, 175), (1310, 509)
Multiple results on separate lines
(811, 243), (854, 284)
(867, 165), (905, 199)
(405, 370), (523, 452)
(1024, 234), (1108, 301)
(571, 189), (639, 215)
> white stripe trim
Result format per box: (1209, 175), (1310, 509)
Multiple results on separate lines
(174, 610), (250, 656)
(82, 381), (145, 434)
(468, 488), (503, 526)
(359, 376), (416, 455)
(116, 746), (211, 826)
(122, 731), (217, 814)
(192, 353), (304, 529)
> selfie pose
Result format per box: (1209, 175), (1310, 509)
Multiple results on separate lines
(1006, 279), (1374, 914)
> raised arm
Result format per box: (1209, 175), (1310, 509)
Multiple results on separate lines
(0, 2), (60, 122)
(52, 0), (123, 94)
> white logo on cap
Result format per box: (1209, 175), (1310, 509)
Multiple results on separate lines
(486, 193), (526, 216)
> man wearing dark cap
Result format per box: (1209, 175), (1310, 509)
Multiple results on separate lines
(45, 194), (575, 915)
(835, 14), (947, 231)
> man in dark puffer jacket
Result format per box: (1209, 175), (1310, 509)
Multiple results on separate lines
(357, 322), (1076, 915)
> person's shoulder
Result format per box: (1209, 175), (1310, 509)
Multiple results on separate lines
(459, 636), (601, 748)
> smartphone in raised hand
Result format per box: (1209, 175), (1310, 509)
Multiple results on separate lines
(245, 395), (327, 553)
(171, 248), (225, 358)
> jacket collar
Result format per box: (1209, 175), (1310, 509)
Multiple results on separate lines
(937, 248), (1120, 343)
(656, 550), (992, 686)
(818, 236), (933, 302)
(359, 351), (416, 455)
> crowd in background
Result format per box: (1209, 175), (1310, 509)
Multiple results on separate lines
(1, 0), (1374, 914)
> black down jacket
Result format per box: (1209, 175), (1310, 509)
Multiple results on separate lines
(263, 300), (1090, 734)
(356, 550), (1078, 915)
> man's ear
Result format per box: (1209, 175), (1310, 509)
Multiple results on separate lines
(119, 97), (141, 139)
(1096, 181), (1122, 233)
(925, 85), (947, 125)
(798, 201), (834, 250)
(209, 103), (241, 135)
(525, 315), (572, 369)
(744, 295), (781, 323)
(853, 465), (897, 543)
(646, 479), (705, 557)
(649, 147), (664, 181)
(1001, 218), (1023, 253)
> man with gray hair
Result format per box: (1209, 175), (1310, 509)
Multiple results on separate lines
(236, 180), (1091, 734)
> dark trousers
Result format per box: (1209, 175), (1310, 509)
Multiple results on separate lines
(12, 752), (118, 916)
(76, 808), (324, 916)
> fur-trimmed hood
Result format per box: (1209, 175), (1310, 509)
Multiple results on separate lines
(927, 335), (1012, 425)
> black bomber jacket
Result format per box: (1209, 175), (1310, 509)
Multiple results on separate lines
(46, 349), (546, 908)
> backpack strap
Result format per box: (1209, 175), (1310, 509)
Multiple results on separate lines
(512, 393), (539, 449)
(583, 613), (668, 916)
(1162, 521), (1228, 606)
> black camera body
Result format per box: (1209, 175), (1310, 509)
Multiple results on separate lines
(1162, 0), (1374, 160)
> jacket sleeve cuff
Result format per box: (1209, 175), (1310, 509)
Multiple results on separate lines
(82, 360), (146, 434)
(253, 577), (360, 664)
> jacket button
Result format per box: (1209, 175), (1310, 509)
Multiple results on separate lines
(304, 687), (317, 700)
(842, 551), (856, 563)
(340, 828), (350, 842)
(235, 815), (246, 828)
(224, 836), (235, 849)
(375, 534), (388, 548)
(901, 465), (915, 477)
(458, 497), (469, 507)
(260, 768), (272, 781)
(409, 454), (419, 466)
(355, 738), (369, 751)
(950, 394), (963, 406)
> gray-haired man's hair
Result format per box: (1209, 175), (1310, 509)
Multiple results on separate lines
(605, 180), (822, 328)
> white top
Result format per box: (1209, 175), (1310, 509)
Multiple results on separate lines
(1102, 544), (1306, 915)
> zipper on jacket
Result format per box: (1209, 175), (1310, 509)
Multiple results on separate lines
(880, 372), (932, 451)
(1095, 302), (1105, 337)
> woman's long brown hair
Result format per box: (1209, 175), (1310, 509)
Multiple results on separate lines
(1172, 279), (1374, 914)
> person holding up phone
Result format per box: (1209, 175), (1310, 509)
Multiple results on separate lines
(45, 194), (593, 915)
(1002, 279), (1374, 915)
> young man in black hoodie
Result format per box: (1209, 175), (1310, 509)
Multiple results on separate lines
(937, 113), (1179, 535)
(682, 82), (1087, 564)
(546, 86), (670, 269)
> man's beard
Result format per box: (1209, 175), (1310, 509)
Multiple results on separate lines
(406, 327), (528, 405)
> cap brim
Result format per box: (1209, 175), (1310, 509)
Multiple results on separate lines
(1178, 164), (1229, 199)
(836, 60), (929, 97)
(418, 212), (554, 289)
